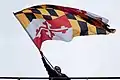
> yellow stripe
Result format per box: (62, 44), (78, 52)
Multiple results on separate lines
(69, 19), (81, 37)
(37, 8), (50, 15)
(87, 23), (97, 35)
(75, 15), (86, 22)
(51, 16), (58, 19)
(41, 5), (47, 8)
(55, 9), (65, 17)
(34, 13), (43, 19)
(22, 9), (32, 13)
(16, 13), (30, 29)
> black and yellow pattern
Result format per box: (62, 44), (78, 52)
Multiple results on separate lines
(14, 7), (66, 28)
(14, 4), (113, 38)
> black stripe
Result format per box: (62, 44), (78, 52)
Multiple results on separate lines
(46, 5), (57, 9)
(0, 77), (120, 79)
(30, 5), (42, 8)
(96, 28), (106, 34)
(24, 13), (36, 22)
(66, 13), (76, 20)
(14, 11), (23, 15)
(43, 15), (52, 20)
(78, 21), (88, 35)
(47, 9), (58, 16)
(30, 8), (41, 14)
(82, 16), (93, 25)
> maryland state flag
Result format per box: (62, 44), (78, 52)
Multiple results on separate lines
(14, 4), (116, 50)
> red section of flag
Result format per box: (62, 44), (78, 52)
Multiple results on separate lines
(33, 21), (52, 49)
(47, 15), (71, 29)
(33, 29), (53, 49)
(33, 15), (72, 49)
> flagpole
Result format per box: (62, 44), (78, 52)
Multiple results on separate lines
(39, 50), (54, 69)
(43, 55), (54, 69)
(43, 54), (62, 75)
(40, 51), (62, 75)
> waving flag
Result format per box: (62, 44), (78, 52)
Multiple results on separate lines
(14, 4), (116, 50)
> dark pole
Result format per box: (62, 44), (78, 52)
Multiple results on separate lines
(43, 55), (54, 69)
(40, 51), (54, 69)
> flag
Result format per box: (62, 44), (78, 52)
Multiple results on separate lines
(14, 4), (116, 50)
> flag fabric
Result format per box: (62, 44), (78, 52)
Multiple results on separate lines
(14, 4), (115, 50)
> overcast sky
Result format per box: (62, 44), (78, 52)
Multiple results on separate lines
(0, 0), (120, 78)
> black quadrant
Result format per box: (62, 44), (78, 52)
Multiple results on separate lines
(47, 9), (58, 16)
(14, 11), (23, 15)
(30, 8), (41, 14)
(25, 13), (36, 22)
(66, 13), (76, 20)
(43, 15), (52, 20)
(96, 28), (106, 34)
(30, 5), (42, 8)
(78, 21), (88, 35)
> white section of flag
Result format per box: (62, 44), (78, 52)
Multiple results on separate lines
(26, 19), (73, 42)
(26, 19), (46, 39)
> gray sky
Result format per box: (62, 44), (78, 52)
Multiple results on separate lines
(0, 0), (120, 78)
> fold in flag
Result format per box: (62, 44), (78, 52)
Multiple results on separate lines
(14, 4), (116, 50)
